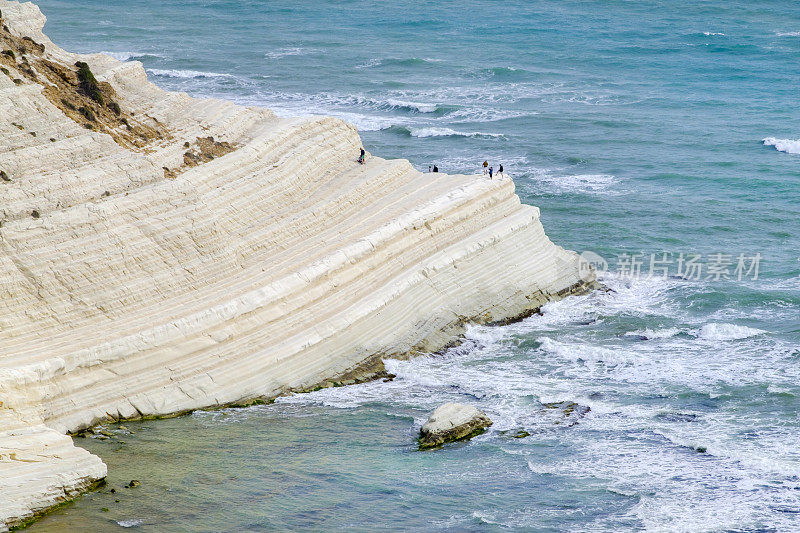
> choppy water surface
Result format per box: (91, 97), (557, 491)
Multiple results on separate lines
(30, 0), (800, 531)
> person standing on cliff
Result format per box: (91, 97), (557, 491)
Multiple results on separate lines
(483, 160), (488, 175)
(433, 165), (439, 173)
(489, 166), (493, 179)
(358, 147), (365, 164)
(498, 164), (504, 178)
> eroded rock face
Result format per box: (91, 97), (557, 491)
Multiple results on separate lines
(419, 403), (493, 449)
(0, 0), (593, 527)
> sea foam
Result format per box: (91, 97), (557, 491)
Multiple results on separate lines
(115, 519), (143, 528)
(101, 51), (166, 62)
(697, 323), (766, 341)
(264, 47), (320, 59)
(384, 99), (438, 113)
(147, 68), (233, 79)
(762, 137), (800, 154)
(409, 127), (505, 139)
(523, 171), (621, 195)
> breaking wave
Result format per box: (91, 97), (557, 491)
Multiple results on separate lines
(697, 323), (766, 341)
(389, 126), (506, 139)
(763, 137), (800, 154)
(147, 68), (233, 79)
(101, 51), (164, 62)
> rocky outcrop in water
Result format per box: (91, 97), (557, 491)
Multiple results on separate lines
(0, 1), (594, 528)
(419, 403), (493, 449)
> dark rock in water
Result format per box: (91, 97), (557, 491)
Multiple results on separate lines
(125, 480), (141, 488)
(543, 401), (591, 427)
(544, 401), (590, 416)
(511, 430), (530, 439)
(419, 403), (492, 449)
(656, 412), (698, 423)
(695, 446), (707, 453)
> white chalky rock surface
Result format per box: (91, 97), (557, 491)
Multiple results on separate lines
(0, 1), (593, 528)
(419, 403), (494, 448)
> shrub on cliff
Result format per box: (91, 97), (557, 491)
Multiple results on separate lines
(78, 106), (95, 122)
(22, 36), (45, 54)
(74, 61), (103, 104)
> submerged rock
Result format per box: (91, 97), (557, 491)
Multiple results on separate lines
(542, 401), (591, 427)
(419, 403), (493, 449)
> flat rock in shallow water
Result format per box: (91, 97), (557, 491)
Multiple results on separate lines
(419, 403), (493, 449)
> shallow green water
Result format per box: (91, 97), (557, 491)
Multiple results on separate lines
(34, 405), (641, 532)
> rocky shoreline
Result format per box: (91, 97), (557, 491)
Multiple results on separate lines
(0, 1), (595, 529)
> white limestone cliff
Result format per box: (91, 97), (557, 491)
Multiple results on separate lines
(0, 1), (594, 528)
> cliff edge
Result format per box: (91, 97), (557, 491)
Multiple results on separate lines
(0, 1), (594, 528)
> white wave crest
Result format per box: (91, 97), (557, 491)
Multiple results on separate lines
(625, 327), (683, 340)
(410, 127), (505, 139)
(101, 51), (163, 62)
(703, 32), (725, 36)
(537, 337), (639, 366)
(116, 519), (143, 528)
(355, 57), (444, 69)
(448, 107), (532, 123)
(384, 99), (437, 113)
(775, 31), (800, 37)
(101, 51), (138, 62)
(528, 172), (620, 195)
(264, 47), (320, 59)
(275, 110), (397, 132)
(147, 68), (233, 79)
(762, 137), (800, 154)
(697, 323), (766, 341)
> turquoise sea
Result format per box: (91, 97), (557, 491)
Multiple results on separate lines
(30, 1), (800, 531)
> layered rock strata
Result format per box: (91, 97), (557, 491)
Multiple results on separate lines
(0, 1), (594, 528)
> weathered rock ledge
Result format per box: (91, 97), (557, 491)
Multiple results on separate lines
(0, 1), (595, 529)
